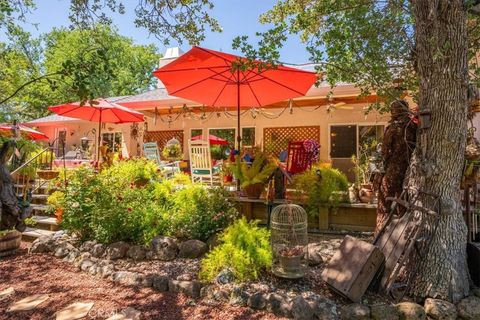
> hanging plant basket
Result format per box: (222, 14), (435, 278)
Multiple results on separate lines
(37, 170), (60, 180)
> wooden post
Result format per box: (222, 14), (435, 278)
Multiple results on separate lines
(319, 206), (329, 230)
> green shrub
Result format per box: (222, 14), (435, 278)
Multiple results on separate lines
(200, 218), (272, 282)
(52, 160), (238, 244)
(293, 164), (349, 214)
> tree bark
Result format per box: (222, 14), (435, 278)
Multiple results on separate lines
(408, 0), (470, 302)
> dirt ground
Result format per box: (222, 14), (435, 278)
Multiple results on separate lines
(0, 243), (283, 320)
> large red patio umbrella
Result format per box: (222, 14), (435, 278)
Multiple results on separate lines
(153, 46), (317, 148)
(191, 134), (229, 145)
(0, 123), (49, 140)
(49, 99), (145, 163)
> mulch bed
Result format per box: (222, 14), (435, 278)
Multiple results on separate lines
(0, 243), (283, 320)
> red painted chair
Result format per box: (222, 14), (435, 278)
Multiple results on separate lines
(286, 141), (314, 175)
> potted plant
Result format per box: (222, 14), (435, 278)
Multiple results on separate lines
(0, 229), (22, 257)
(292, 164), (349, 213)
(351, 139), (379, 203)
(162, 143), (183, 161)
(229, 149), (278, 199)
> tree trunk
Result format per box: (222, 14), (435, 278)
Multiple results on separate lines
(408, 0), (470, 302)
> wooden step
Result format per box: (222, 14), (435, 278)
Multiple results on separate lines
(22, 227), (56, 242)
(32, 215), (57, 226)
(30, 204), (49, 213)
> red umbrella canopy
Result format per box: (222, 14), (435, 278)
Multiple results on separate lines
(153, 46), (317, 108)
(49, 98), (145, 123)
(191, 134), (229, 145)
(0, 123), (49, 140)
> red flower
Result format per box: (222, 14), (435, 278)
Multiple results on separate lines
(127, 208), (132, 212)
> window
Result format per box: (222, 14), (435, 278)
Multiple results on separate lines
(102, 132), (123, 152)
(330, 125), (356, 158)
(209, 128), (235, 160)
(191, 129), (203, 138)
(330, 125), (384, 158)
(242, 127), (255, 146)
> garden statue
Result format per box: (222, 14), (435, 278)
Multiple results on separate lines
(0, 140), (32, 232)
(375, 100), (418, 233)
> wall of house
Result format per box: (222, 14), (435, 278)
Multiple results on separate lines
(143, 102), (390, 162)
(32, 121), (140, 157)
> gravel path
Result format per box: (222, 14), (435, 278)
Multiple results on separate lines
(0, 243), (283, 320)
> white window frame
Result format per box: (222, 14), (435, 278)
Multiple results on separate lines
(102, 131), (123, 152)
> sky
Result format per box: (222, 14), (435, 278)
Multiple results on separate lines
(12, 0), (311, 64)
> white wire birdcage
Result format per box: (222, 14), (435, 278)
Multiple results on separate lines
(270, 204), (308, 279)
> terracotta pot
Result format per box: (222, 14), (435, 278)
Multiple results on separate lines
(244, 183), (265, 199)
(359, 184), (374, 204)
(37, 170), (60, 180)
(0, 230), (21, 257)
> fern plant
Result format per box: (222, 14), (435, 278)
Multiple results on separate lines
(200, 217), (272, 282)
(229, 149), (277, 188)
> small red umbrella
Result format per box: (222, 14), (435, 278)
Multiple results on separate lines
(0, 123), (49, 140)
(49, 99), (145, 162)
(191, 134), (229, 145)
(153, 46), (317, 148)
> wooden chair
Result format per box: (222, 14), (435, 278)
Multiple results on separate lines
(285, 141), (314, 175)
(188, 139), (221, 185)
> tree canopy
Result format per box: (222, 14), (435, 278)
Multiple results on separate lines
(0, 25), (160, 121)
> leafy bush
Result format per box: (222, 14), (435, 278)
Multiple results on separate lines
(229, 149), (277, 188)
(200, 218), (272, 282)
(51, 159), (238, 244)
(293, 163), (349, 214)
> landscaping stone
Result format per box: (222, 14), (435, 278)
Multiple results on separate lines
(63, 248), (80, 263)
(424, 298), (457, 320)
(55, 301), (94, 320)
(306, 243), (324, 266)
(0, 287), (14, 300)
(206, 234), (220, 250)
(168, 280), (202, 298)
(176, 273), (193, 281)
(54, 242), (75, 258)
(200, 285), (215, 299)
(7, 294), (49, 312)
(112, 271), (152, 287)
(247, 292), (268, 310)
(79, 240), (97, 252)
(178, 239), (208, 259)
(312, 297), (339, 320)
(79, 259), (95, 272)
(370, 303), (399, 320)
(106, 241), (130, 260)
(267, 293), (292, 318)
(215, 268), (235, 284)
(213, 288), (230, 302)
(230, 285), (250, 306)
(395, 302), (426, 320)
(126, 245), (146, 261)
(148, 236), (178, 261)
(292, 295), (315, 320)
(98, 264), (115, 279)
(340, 303), (370, 320)
(152, 275), (169, 292)
(29, 235), (55, 253)
(457, 296), (480, 320)
(91, 244), (106, 258)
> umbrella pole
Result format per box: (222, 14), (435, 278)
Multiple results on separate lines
(97, 111), (102, 167)
(236, 69), (241, 191)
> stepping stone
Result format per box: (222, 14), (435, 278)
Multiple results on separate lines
(0, 287), (15, 300)
(8, 294), (49, 312)
(106, 307), (141, 320)
(56, 302), (94, 320)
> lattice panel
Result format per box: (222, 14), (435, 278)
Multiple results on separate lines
(144, 130), (184, 157)
(263, 126), (320, 156)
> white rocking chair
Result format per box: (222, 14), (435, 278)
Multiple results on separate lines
(188, 139), (221, 186)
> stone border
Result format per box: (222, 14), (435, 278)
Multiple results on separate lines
(29, 232), (480, 320)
